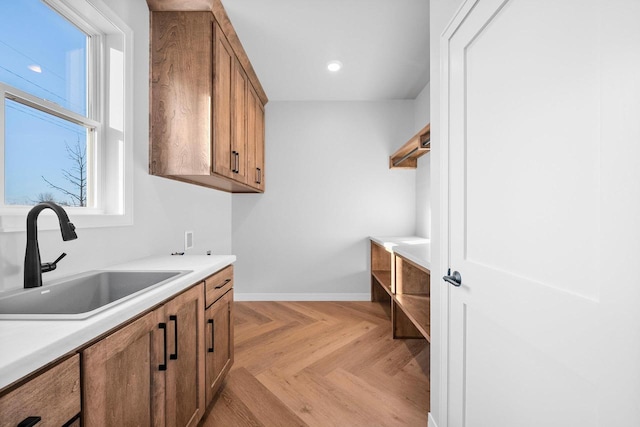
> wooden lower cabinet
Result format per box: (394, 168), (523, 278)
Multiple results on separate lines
(164, 284), (206, 427)
(204, 289), (234, 407)
(0, 354), (80, 427)
(82, 308), (162, 426)
(82, 283), (205, 427)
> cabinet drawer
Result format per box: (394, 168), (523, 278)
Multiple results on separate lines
(205, 265), (234, 308)
(0, 354), (80, 427)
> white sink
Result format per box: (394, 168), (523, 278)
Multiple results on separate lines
(0, 270), (191, 320)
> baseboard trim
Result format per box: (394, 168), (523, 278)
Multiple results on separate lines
(428, 412), (438, 427)
(234, 293), (370, 302)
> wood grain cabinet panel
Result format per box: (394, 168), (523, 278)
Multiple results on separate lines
(230, 56), (248, 183)
(148, 3), (267, 193)
(204, 265), (233, 307)
(164, 284), (206, 427)
(82, 283), (206, 427)
(150, 12), (213, 178)
(247, 86), (265, 191)
(82, 309), (163, 426)
(0, 355), (80, 427)
(204, 289), (234, 407)
(212, 20), (234, 180)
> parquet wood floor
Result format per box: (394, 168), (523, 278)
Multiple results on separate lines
(200, 301), (430, 427)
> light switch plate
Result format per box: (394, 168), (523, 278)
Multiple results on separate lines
(184, 231), (194, 251)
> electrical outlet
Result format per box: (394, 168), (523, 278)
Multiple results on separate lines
(184, 231), (194, 251)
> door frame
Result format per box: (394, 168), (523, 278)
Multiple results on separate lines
(435, 1), (481, 426)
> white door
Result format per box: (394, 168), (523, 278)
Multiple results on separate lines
(442, 0), (640, 425)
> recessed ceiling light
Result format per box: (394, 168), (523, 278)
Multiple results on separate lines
(28, 64), (42, 73)
(327, 60), (343, 72)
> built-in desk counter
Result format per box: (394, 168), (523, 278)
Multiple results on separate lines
(369, 237), (431, 341)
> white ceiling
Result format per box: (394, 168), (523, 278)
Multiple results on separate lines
(220, 0), (430, 102)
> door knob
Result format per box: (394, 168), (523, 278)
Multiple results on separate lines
(443, 269), (462, 287)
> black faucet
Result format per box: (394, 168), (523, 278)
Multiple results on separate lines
(24, 202), (78, 288)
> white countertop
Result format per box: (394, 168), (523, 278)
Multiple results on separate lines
(394, 243), (431, 270)
(370, 236), (431, 270)
(0, 254), (235, 391)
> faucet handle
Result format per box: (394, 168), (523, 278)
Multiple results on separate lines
(41, 252), (67, 273)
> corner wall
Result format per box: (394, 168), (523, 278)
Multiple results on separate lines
(0, 0), (232, 292)
(232, 101), (416, 299)
(414, 83), (431, 238)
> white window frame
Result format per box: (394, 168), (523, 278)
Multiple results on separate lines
(0, 0), (133, 232)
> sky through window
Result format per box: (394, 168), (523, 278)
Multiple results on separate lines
(0, 0), (89, 206)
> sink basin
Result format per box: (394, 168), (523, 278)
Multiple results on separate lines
(0, 270), (191, 320)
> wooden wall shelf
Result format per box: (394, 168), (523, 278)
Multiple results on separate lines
(389, 123), (431, 169)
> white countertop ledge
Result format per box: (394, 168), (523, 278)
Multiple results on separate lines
(369, 236), (431, 270)
(0, 254), (235, 391)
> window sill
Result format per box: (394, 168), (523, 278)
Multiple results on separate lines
(0, 209), (133, 233)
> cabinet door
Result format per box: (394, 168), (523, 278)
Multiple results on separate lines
(247, 86), (265, 191)
(204, 289), (234, 407)
(0, 355), (80, 427)
(82, 309), (164, 426)
(164, 284), (205, 427)
(231, 59), (248, 183)
(255, 96), (265, 191)
(150, 12), (212, 177)
(212, 22), (234, 179)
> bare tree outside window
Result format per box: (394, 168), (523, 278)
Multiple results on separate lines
(40, 138), (87, 207)
(33, 192), (59, 204)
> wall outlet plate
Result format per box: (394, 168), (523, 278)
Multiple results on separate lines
(184, 231), (194, 251)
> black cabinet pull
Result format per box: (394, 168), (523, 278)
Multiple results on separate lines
(169, 315), (178, 360)
(158, 322), (167, 371)
(214, 278), (231, 290)
(208, 319), (215, 353)
(231, 151), (240, 173)
(256, 167), (261, 184)
(18, 417), (41, 427)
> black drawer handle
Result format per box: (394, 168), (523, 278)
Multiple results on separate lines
(169, 315), (178, 360)
(231, 151), (239, 173)
(208, 318), (215, 353)
(18, 417), (41, 427)
(214, 278), (231, 289)
(158, 322), (167, 371)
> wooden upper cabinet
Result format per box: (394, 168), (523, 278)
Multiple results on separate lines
(148, 0), (268, 193)
(212, 21), (234, 180)
(150, 12), (213, 178)
(247, 86), (265, 191)
(231, 56), (248, 183)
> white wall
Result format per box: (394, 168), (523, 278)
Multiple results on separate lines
(0, 0), (232, 292)
(414, 83), (431, 238)
(232, 101), (416, 299)
(429, 0), (466, 426)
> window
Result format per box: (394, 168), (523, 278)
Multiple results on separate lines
(0, 0), (133, 231)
